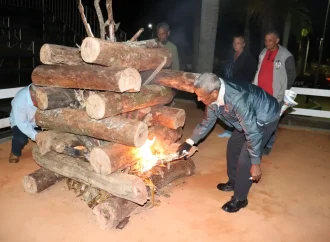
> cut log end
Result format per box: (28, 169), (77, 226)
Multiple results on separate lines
(117, 68), (142, 92)
(86, 94), (106, 120)
(35, 88), (48, 110)
(22, 176), (38, 194)
(134, 122), (149, 147)
(81, 37), (101, 63)
(40, 44), (52, 64)
(90, 147), (112, 174)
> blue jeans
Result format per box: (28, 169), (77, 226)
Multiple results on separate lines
(11, 126), (29, 156)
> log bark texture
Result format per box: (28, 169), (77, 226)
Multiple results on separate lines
(32, 147), (148, 205)
(92, 158), (195, 229)
(36, 108), (148, 147)
(141, 69), (199, 93)
(148, 126), (183, 154)
(36, 131), (83, 155)
(90, 143), (138, 175)
(86, 85), (175, 119)
(32, 65), (141, 92)
(35, 86), (77, 110)
(149, 106), (186, 129)
(119, 107), (151, 120)
(22, 168), (63, 194)
(40, 44), (85, 65)
(80, 37), (172, 71)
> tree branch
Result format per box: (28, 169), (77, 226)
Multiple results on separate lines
(94, 0), (105, 39)
(78, 0), (94, 37)
(129, 28), (144, 42)
(106, 0), (116, 42)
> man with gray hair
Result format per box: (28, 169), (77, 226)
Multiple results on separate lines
(156, 22), (180, 70)
(177, 73), (280, 213)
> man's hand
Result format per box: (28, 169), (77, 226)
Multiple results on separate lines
(250, 164), (262, 182)
(176, 142), (192, 156)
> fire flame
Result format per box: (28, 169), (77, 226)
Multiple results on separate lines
(134, 137), (159, 173)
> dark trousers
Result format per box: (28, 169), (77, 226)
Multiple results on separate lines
(11, 126), (29, 157)
(226, 119), (279, 200)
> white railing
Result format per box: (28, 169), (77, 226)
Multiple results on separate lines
(290, 87), (330, 119)
(0, 87), (329, 129)
(0, 87), (24, 129)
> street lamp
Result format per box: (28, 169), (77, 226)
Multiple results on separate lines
(148, 23), (153, 38)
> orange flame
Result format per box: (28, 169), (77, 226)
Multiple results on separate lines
(134, 137), (159, 173)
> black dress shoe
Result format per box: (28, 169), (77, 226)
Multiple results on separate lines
(217, 181), (235, 192)
(222, 196), (248, 213)
(263, 147), (272, 155)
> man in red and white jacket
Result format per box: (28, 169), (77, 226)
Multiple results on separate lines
(254, 30), (296, 155)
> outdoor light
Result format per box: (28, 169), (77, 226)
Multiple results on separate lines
(148, 23), (152, 29)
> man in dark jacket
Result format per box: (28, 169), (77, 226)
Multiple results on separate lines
(177, 73), (280, 213)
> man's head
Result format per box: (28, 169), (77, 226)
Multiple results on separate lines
(264, 30), (280, 51)
(232, 35), (245, 53)
(194, 73), (220, 106)
(157, 22), (170, 44)
(29, 84), (38, 107)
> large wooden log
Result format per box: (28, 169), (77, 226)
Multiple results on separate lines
(80, 37), (172, 71)
(120, 107), (151, 120)
(22, 168), (63, 194)
(36, 131), (83, 155)
(92, 158), (195, 229)
(32, 65), (141, 92)
(40, 44), (85, 65)
(89, 143), (138, 175)
(149, 106), (185, 129)
(148, 126), (183, 154)
(32, 147), (148, 205)
(35, 86), (77, 110)
(36, 108), (148, 147)
(141, 69), (199, 93)
(86, 85), (175, 119)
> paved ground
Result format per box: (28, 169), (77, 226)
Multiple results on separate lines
(0, 100), (330, 242)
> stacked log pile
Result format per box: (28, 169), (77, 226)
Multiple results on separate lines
(23, 39), (198, 229)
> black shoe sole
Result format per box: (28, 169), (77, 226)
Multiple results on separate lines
(216, 184), (235, 192)
(222, 200), (248, 213)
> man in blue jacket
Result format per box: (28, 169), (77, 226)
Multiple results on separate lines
(177, 73), (280, 213)
(9, 84), (39, 163)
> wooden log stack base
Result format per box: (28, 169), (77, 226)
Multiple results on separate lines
(35, 86), (77, 110)
(141, 69), (200, 93)
(149, 106), (186, 129)
(32, 147), (148, 205)
(80, 37), (172, 71)
(92, 158), (196, 229)
(36, 108), (148, 147)
(32, 65), (141, 92)
(22, 168), (63, 194)
(40, 44), (85, 65)
(90, 143), (138, 175)
(86, 85), (175, 119)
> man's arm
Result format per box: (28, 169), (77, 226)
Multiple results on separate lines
(285, 56), (296, 89)
(171, 46), (180, 71)
(233, 94), (263, 164)
(189, 105), (218, 144)
(12, 104), (37, 141)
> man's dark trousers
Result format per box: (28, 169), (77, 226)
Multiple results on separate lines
(11, 126), (28, 156)
(226, 119), (279, 200)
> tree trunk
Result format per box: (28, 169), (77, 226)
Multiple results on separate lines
(196, 0), (220, 72)
(22, 168), (63, 194)
(40, 44), (85, 65)
(80, 37), (172, 71)
(92, 158), (195, 229)
(36, 108), (148, 147)
(35, 86), (77, 110)
(89, 143), (139, 175)
(148, 125), (183, 154)
(32, 147), (148, 205)
(282, 13), (291, 48)
(32, 65), (141, 92)
(86, 85), (175, 119)
(140, 69), (199, 93)
(149, 106), (186, 129)
(35, 131), (83, 156)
